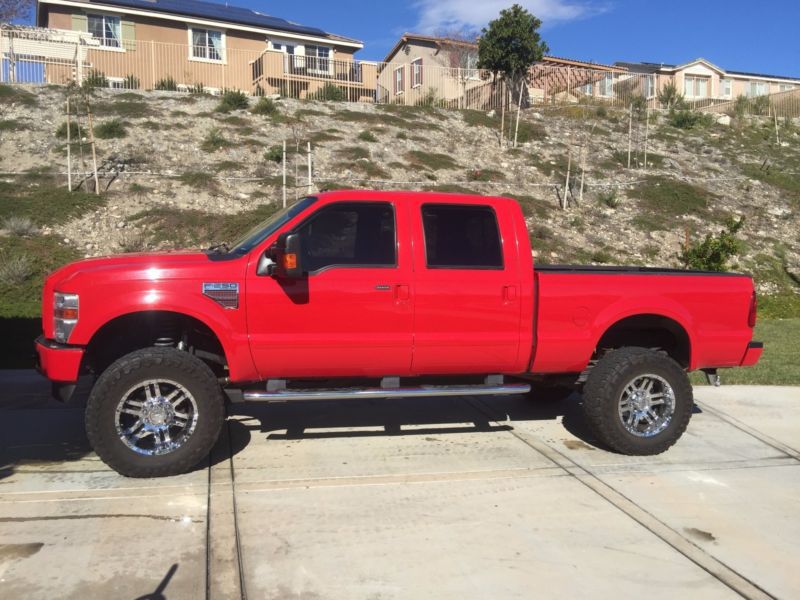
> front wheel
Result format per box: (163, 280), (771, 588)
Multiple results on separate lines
(85, 347), (224, 477)
(581, 347), (693, 455)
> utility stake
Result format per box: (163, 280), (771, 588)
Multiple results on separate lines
(627, 102), (633, 169)
(86, 103), (100, 195)
(282, 139), (287, 208)
(66, 97), (72, 191)
(307, 141), (312, 194)
(644, 106), (650, 170)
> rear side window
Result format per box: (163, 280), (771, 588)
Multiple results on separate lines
(296, 202), (396, 272)
(422, 204), (503, 269)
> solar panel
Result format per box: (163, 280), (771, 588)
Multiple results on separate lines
(88, 0), (332, 38)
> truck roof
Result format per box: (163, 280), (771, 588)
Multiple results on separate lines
(313, 189), (519, 205)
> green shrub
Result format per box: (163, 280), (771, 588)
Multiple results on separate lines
(54, 119), (78, 139)
(215, 89), (249, 112)
(201, 128), (231, 152)
(595, 105), (608, 118)
(597, 189), (619, 208)
(178, 171), (216, 189)
(83, 70), (108, 89)
(264, 145), (283, 163)
(154, 77), (178, 91)
(2, 216), (38, 236)
(94, 118), (127, 139)
(407, 150), (458, 170)
(124, 74), (140, 90)
(658, 81), (685, 109)
(668, 109), (712, 130)
(679, 217), (744, 271)
(357, 130), (378, 142)
(0, 253), (33, 286)
(188, 82), (206, 95)
(313, 83), (346, 102)
(251, 97), (278, 116)
(466, 168), (504, 182)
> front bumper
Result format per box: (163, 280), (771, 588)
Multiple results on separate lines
(35, 335), (85, 383)
(739, 341), (764, 367)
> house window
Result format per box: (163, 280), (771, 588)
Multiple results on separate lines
(720, 78), (732, 98)
(580, 82), (593, 96)
(306, 45), (331, 73)
(684, 75), (709, 98)
(191, 28), (224, 62)
(394, 65), (404, 94)
(779, 83), (795, 92)
(644, 75), (656, 98)
(599, 73), (613, 97)
(747, 80), (769, 97)
(411, 58), (423, 87)
(87, 14), (121, 48)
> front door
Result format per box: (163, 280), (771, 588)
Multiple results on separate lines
(246, 199), (413, 379)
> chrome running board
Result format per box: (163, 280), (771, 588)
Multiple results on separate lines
(242, 383), (530, 403)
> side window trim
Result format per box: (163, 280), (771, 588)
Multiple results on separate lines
(291, 201), (398, 275)
(421, 203), (505, 271)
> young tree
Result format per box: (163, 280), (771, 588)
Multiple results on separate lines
(477, 4), (548, 83)
(1, 0), (34, 23)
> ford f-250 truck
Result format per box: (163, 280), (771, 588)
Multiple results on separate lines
(35, 190), (763, 477)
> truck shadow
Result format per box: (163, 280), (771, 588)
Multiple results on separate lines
(228, 392), (599, 447)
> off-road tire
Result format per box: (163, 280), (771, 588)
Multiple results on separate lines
(582, 347), (693, 455)
(86, 347), (224, 477)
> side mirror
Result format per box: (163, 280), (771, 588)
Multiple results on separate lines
(263, 232), (304, 279)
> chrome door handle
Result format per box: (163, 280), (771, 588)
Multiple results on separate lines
(375, 285), (391, 291)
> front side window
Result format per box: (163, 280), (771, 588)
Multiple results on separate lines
(306, 45), (331, 72)
(422, 204), (503, 269)
(600, 73), (613, 97)
(411, 58), (423, 87)
(747, 80), (769, 97)
(88, 14), (121, 48)
(645, 75), (655, 98)
(720, 78), (732, 97)
(394, 66), (404, 94)
(296, 202), (396, 273)
(684, 75), (709, 98)
(191, 28), (224, 61)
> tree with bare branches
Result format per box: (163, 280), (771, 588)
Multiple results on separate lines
(435, 28), (480, 109)
(0, 0), (34, 23)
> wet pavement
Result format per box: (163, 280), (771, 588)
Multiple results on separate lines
(1, 371), (798, 599)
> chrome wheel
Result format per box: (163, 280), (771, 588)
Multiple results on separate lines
(115, 379), (199, 456)
(617, 373), (675, 438)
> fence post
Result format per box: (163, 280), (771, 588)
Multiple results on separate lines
(627, 103), (633, 169)
(150, 41), (155, 89)
(282, 139), (287, 209)
(66, 98), (72, 191)
(644, 106), (650, 170)
(86, 103), (100, 195)
(307, 142), (312, 195)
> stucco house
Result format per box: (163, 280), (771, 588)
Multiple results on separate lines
(381, 33), (624, 107)
(34, 0), (369, 96)
(615, 58), (799, 103)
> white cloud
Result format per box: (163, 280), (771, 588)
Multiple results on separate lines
(413, 0), (603, 34)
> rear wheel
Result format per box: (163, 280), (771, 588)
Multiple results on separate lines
(582, 347), (693, 455)
(86, 347), (224, 477)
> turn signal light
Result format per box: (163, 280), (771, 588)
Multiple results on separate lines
(54, 307), (79, 320)
(283, 253), (297, 270)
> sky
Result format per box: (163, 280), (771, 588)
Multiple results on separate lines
(16, 0), (800, 76)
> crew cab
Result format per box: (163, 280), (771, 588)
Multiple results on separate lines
(36, 191), (763, 477)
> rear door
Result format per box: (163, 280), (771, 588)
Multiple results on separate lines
(410, 199), (523, 374)
(246, 199), (414, 378)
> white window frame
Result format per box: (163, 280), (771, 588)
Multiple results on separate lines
(779, 83), (795, 92)
(684, 75), (710, 98)
(747, 80), (769, 97)
(411, 57), (422, 88)
(394, 65), (404, 95)
(305, 44), (332, 75)
(720, 78), (732, 98)
(644, 75), (655, 98)
(188, 27), (226, 64)
(87, 12), (124, 52)
(599, 73), (613, 97)
(580, 82), (593, 96)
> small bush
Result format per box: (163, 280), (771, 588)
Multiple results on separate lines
(251, 97), (278, 116)
(117, 231), (148, 253)
(124, 74), (140, 90)
(658, 82), (685, 110)
(339, 146), (370, 161)
(94, 118), (127, 139)
(2, 216), (38, 236)
(55, 119), (78, 139)
(83, 70), (108, 89)
(129, 183), (152, 198)
(314, 83), (346, 102)
(466, 169), (504, 182)
(0, 254), (33, 285)
(407, 150), (458, 171)
(595, 105), (608, 118)
(668, 109), (712, 130)
(264, 146), (283, 163)
(679, 217), (745, 272)
(216, 89), (249, 113)
(396, 131), (408, 140)
(358, 130), (378, 142)
(597, 189), (619, 208)
(178, 171), (215, 189)
(189, 82), (206, 95)
(154, 77), (178, 91)
(201, 128), (231, 152)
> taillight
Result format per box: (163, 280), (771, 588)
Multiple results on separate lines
(748, 291), (757, 328)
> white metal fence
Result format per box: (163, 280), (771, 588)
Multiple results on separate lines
(3, 25), (799, 117)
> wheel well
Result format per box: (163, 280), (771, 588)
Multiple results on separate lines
(84, 311), (228, 376)
(595, 314), (691, 368)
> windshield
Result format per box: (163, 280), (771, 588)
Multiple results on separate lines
(228, 197), (317, 255)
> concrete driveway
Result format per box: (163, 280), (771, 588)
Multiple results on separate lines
(1, 371), (798, 599)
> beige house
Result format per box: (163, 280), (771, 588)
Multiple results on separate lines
(615, 58), (800, 104)
(34, 0), (368, 96)
(382, 33), (623, 108)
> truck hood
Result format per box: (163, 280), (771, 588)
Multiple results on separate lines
(48, 250), (235, 289)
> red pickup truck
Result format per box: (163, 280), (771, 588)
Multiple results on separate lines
(36, 190), (763, 477)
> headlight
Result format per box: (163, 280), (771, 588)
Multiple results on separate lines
(54, 292), (79, 343)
